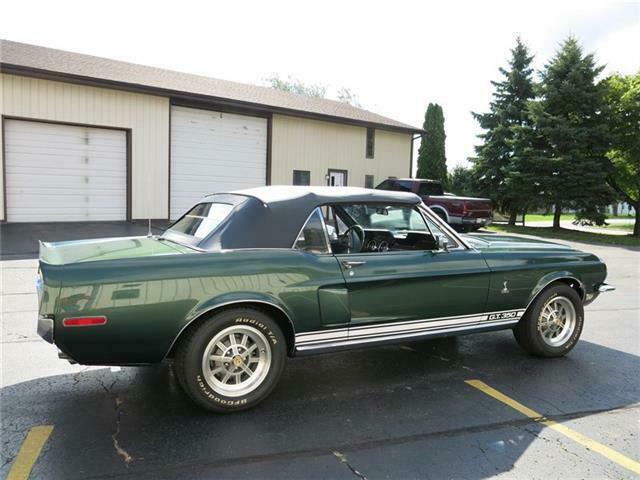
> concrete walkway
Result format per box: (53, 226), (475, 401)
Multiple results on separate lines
(524, 218), (634, 236)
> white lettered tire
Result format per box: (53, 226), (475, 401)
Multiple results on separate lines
(174, 308), (286, 412)
(513, 284), (584, 357)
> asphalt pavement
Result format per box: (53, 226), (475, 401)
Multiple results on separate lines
(1, 229), (638, 479)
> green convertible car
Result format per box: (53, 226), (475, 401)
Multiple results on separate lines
(37, 187), (613, 412)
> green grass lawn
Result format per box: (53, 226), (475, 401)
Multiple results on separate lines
(522, 213), (636, 223)
(523, 213), (575, 222)
(486, 224), (640, 247)
(600, 222), (635, 230)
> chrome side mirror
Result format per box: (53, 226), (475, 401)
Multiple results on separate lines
(436, 236), (449, 252)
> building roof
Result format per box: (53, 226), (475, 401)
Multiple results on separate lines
(0, 39), (422, 133)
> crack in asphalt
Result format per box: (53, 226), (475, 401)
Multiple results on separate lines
(1, 422), (31, 469)
(112, 397), (133, 467)
(332, 451), (368, 480)
(80, 403), (640, 479)
(95, 376), (136, 467)
(72, 367), (90, 388)
(516, 424), (608, 474)
(474, 439), (499, 473)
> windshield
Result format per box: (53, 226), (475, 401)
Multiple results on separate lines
(342, 205), (427, 231)
(168, 203), (234, 240)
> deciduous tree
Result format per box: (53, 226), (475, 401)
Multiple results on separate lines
(264, 75), (326, 98)
(448, 165), (477, 197)
(603, 72), (640, 236)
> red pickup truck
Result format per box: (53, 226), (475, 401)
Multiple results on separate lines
(376, 178), (492, 230)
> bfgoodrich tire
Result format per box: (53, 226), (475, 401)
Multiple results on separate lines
(174, 308), (286, 412)
(513, 284), (584, 357)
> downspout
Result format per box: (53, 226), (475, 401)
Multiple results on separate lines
(410, 134), (422, 178)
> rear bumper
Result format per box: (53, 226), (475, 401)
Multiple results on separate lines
(449, 216), (492, 226)
(37, 315), (54, 344)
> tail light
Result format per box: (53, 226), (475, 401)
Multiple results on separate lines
(463, 202), (470, 216)
(63, 316), (108, 327)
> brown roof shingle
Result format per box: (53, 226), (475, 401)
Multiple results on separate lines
(0, 39), (421, 133)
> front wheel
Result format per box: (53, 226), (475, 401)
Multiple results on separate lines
(174, 308), (286, 412)
(513, 284), (584, 357)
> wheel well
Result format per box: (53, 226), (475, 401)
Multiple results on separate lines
(165, 302), (296, 359)
(525, 277), (585, 315)
(554, 278), (585, 301)
(430, 206), (449, 222)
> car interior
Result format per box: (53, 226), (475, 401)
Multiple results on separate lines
(322, 204), (455, 254)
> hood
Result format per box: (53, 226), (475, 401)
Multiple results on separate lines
(39, 236), (193, 265)
(463, 233), (576, 252)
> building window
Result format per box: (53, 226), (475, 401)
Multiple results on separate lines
(365, 175), (374, 189)
(293, 170), (311, 186)
(366, 128), (375, 159)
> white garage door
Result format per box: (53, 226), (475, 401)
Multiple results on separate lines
(170, 106), (267, 219)
(4, 120), (127, 222)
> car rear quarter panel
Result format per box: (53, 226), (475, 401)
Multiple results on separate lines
(43, 249), (343, 365)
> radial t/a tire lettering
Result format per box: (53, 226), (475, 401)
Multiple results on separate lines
(513, 284), (584, 357)
(174, 308), (286, 412)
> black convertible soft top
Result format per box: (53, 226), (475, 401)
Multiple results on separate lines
(196, 186), (421, 250)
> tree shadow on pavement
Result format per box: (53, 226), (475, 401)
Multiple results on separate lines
(1, 334), (638, 479)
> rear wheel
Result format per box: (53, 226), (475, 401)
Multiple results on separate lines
(174, 308), (286, 412)
(513, 284), (583, 357)
(433, 209), (448, 223)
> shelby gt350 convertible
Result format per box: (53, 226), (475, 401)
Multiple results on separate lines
(37, 187), (613, 412)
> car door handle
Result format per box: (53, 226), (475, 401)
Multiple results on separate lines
(341, 260), (366, 269)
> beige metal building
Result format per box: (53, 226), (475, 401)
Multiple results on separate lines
(0, 40), (420, 223)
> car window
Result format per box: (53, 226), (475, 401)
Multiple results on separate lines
(322, 207), (347, 240)
(424, 216), (459, 248)
(294, 209), (330, 254)
(344, 205), (428, 231)
(397, 181), (414, 192)
(376, 180), (393, 190)
(418, 182), (444, 196)
(168, 203), (234, 239)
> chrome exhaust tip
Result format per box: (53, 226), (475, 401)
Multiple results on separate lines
(58, 350), (77, 364)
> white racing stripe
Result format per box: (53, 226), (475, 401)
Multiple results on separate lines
(295, 309), (525, 350)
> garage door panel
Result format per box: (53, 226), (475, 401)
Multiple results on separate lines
(173, 163), (266, 176)
(170, 106), (267, 219)
(5, 120), (127, 222)
(7, 161), (127, 176)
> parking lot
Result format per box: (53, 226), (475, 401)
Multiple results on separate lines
(1, 226), (638, 479)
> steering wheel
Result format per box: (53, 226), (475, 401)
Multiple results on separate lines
(340, 224), (365, 254)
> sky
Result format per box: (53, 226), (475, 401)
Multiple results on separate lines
(1, 0), (638, 170)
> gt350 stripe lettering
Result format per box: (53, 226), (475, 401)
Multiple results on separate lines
(295, 309), (525, 350)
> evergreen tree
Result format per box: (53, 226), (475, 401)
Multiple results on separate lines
(528, 37), (613, 228)
(417, 104), (447, 186)
(472, 37), (535, 225)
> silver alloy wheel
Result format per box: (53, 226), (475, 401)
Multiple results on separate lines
(202, 325), (272, 397)
(537, 296), (577, 347)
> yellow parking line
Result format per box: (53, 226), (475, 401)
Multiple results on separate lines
(7, 425), (54, 480)
(465, 379), (640, 475)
